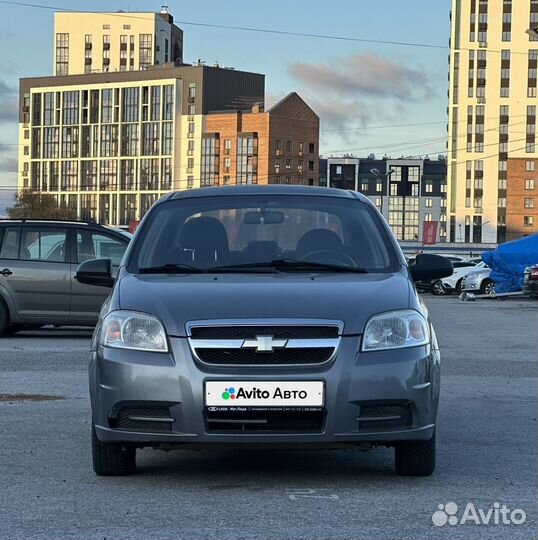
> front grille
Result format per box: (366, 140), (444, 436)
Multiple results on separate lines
(358, 403), (412, 431)
(196, 347), (334, 365)
(206, 409), (325, 433)
(191, 325), (339, 340)
(187, 320), (342, 366)
(116, 406), (172, 433)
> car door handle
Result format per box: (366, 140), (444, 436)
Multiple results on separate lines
(0, 268), (13, 276)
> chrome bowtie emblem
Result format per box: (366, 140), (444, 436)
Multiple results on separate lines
(242, 335), (288, 352)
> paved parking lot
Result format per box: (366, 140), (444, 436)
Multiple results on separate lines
(0, 296), (536, 539)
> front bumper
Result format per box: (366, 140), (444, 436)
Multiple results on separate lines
(90, 337), (440, 447)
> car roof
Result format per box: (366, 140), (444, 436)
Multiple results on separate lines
(167, 185), (366, 201)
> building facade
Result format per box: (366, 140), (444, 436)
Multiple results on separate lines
(54, 9), (183, 75)
(18, 64), (265, 225)
(506, 157), (538, 239)
(448, 0), (538, 243)
(320, 157), (447, 242)
(204, 93), (319, 187)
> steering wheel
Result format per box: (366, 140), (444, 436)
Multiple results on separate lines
(299, 250), (357, 267)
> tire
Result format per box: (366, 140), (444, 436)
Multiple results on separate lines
(0, 301), (9, 336)
(432, 280), (447, 296)
(395, 432), (436, 476)
(455, 279), (463, 295)
(480, 279), (495, 295)
(3, 323), (25, 336)
(92, 424), (136, 476)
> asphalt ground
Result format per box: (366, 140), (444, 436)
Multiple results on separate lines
(0, 295), (536, 540)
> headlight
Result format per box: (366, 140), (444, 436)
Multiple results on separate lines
(99, 310), (168, 352)
(362, 310), (430, 351)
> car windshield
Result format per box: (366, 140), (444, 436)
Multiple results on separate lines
(130, 194), (400, 274)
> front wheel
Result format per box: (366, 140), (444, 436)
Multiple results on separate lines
(394, 432), (436, 476)
(432, 280), (447, 296)
(480, 279), (495, 295)
(455, 278), (464, 295)
(92, 424), (136, 476)
(0, 302), (9, 336)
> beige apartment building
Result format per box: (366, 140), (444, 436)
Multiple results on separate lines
(448, 0), (538, 243)
(18, 64), (265, 225)
(54, 8), (183, 75)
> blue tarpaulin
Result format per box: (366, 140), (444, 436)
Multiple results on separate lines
(482, 234), (538, 293)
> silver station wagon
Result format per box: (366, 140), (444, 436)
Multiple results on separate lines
(77, 186), (451, 477)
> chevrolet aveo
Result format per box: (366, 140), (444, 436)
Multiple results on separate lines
(77, 186), (452, 477)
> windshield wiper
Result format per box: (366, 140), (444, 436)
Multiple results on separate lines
(209, 259), (369, 273)
(138, 263), (206, 274)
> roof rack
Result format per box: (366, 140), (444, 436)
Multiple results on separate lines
(0, 218), (98, 225)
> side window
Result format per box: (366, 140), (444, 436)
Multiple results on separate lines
(0, 228), (20, 259)
(77, 230), (127, 267)
(21, 229), (67, 263)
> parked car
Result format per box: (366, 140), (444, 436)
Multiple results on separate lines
(461, 266), (495, 295)
(431, 261), (488, 296)
(523, 265), (538, 298)
(0, 219), (131, 335)
(77, 185), (452, 477)
(416, 260), (476, 295)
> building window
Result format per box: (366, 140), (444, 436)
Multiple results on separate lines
(275, 140), (282, 155)
(526, 160), (536, 171)
(425, 198), (433, 208)
(525, 198), (535, 208)
(224, 157), (231, 172)
(425, 180), (433, 193)
(224, 139), (231, 155)
(188, 104), (195, 116)
(237, 135), (258, 185)
(201, 135), (219, 187)
(286, 141), (293, 152)
(308, 161), (315, 171)
(524, 216), (535, 227)
(55, 33), (69, 75)
(187, 139), (195, 156)
(285, 159), (292, 169)
(424, 213), (433, 222)
(142, 122), (160, 155)
(525, 179), (535, 190)
(139, 34), (152, 69)
(498, 198), (507, 208)
(188, 83), (196, 100)
(121, 87), (139, 123)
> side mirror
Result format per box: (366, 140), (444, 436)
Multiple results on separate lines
(75, 258), (115, 288)
(409, 254), (453, 282)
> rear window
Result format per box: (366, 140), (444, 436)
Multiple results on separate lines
(130, 195), (399, 273)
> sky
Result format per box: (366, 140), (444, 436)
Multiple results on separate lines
(0, 0), (451, 214)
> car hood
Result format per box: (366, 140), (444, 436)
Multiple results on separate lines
(464, 268), (491, 279)
(117, 272), (412, 336)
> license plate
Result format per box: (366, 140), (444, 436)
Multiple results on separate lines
(205, 381), (324, 407)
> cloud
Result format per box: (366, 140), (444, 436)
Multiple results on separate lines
(0, 157), (17, 173)
(0, 78), (17, 124)
(288, 52), (431, 102)
(286, 52), (433, 143)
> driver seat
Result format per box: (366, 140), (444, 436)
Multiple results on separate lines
(295, 229), (344, 259)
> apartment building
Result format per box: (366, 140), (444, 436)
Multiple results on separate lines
(204, 93), (319, 187)
(18, 64), (264, 225)
(447, 0), (538, 243)
(54, 8), (183, 75)
(506, 157), (538, 239)
(320, 157), (447, 242)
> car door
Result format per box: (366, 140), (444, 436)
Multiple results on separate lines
(0, 225), (70, 322)
(70, 229), (129, 322)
